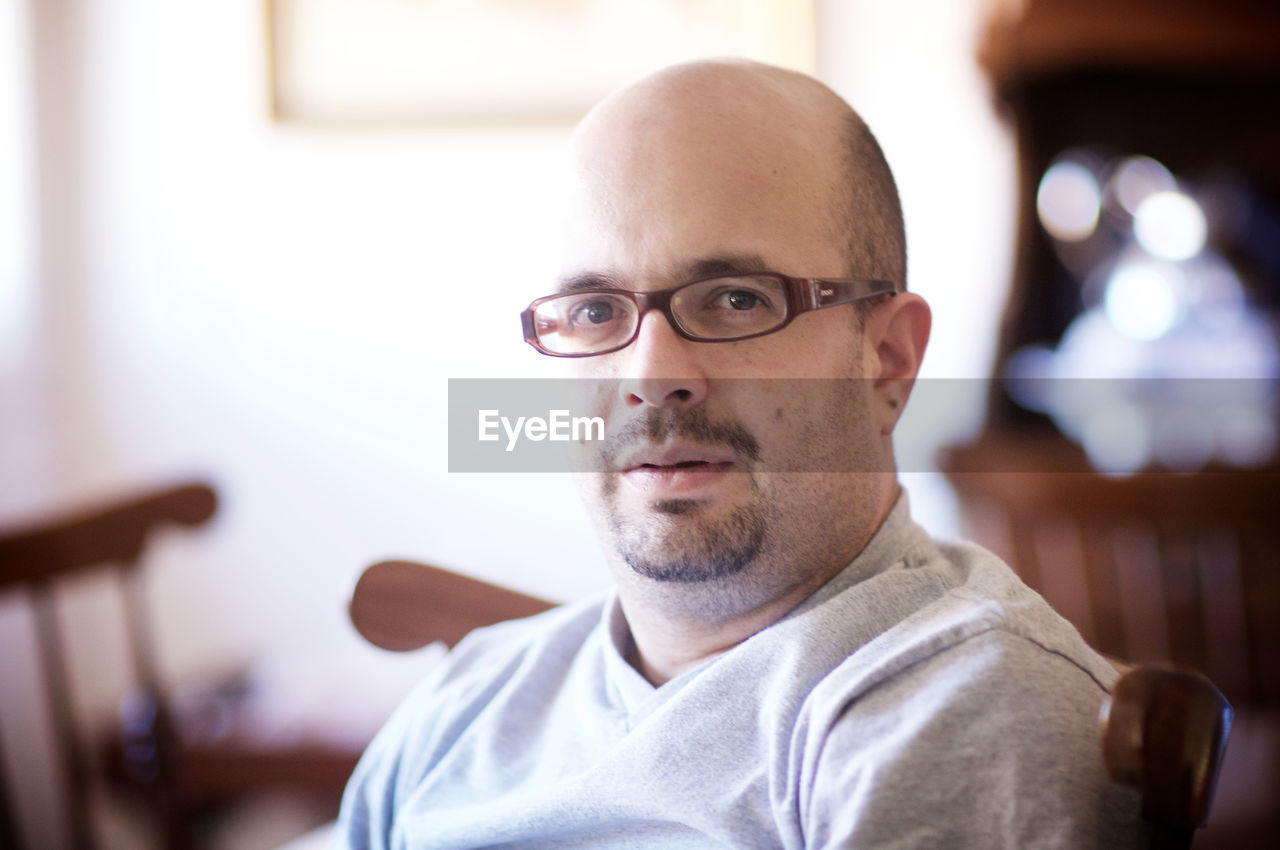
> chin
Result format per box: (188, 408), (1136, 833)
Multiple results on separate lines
(608, 501), (767, 584)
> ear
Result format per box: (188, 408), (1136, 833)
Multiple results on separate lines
(865, 293), (931, 435)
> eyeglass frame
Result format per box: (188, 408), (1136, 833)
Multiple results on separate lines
(520, 272), (900, 357)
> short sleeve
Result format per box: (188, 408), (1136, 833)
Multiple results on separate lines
(802, 631), (1144, 848)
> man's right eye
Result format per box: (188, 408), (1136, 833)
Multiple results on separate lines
(569, 298), (621, 326)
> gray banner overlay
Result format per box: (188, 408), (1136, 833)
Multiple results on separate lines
(448, 378), (1278, 473)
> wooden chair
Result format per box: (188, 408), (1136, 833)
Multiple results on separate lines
(942, 438), (1276, 844)
(0, 482), (360, 850)
(350, 559), (1233, 848)
(0, 482), (217, 850)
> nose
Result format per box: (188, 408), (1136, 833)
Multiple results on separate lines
(617, 310), (709, 409)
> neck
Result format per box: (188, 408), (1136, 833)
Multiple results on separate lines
(618, 586), (814, 686)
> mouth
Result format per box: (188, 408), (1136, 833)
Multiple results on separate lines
(638, 459), (721, 470)
(617, 446), (739, 496)
(627, 459), (736, 475)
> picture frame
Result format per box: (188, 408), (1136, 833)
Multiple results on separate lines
(265, 0), (816, 127)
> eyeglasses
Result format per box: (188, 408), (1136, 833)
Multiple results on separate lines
(521, 273), (898, 357)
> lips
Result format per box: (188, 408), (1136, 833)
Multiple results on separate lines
(617, 442), (737, 471)
(616, 444), (739, 497)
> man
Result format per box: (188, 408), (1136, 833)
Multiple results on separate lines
(338, 60), (1140, 847)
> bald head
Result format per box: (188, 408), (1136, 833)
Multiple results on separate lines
(567, 59), (906, 290)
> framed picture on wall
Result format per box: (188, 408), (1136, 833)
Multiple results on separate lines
(265, 0), (816, 126)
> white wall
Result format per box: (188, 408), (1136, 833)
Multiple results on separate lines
(821, 0), (1017, 530)
(0, 1), (1014, 846)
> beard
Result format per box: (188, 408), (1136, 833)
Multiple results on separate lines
(597, 407), (767, 583)
(606, 496), (768, 583)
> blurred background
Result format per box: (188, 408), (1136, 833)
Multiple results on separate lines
(1, 1), (1275, 848)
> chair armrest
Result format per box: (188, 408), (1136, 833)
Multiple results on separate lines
(1099, 666), (1232, 836)
(350, 560), (554, 652)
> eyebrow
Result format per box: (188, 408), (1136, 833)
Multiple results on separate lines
(682, 253), (772, 280)
(555, 253), (774, 294)
(556, 271), (625, 293)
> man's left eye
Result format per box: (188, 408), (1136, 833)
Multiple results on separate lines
(723, 289), (764, 310)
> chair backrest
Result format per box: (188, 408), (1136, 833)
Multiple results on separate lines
(0, 481), (217, 850)
(349, 558), (1233, 848)
(941, 442), (1279, 712)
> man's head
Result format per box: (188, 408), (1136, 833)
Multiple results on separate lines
(550, 59), (930, 625)
(564, 60), (907, 304)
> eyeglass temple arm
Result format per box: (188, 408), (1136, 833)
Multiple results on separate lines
(521, 310), (550, 344)
(807, 278), (898, 310)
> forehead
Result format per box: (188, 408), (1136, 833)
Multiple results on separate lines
(558, 72), (849, 287)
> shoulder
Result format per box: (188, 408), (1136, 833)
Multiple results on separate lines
(883, 534), (1118, 691)
(794, 541), (1142, 848)
(438, 593), (607, 683)
(385, 593), (607, 732)
(335, 594), (609, 848)
(387, 590), (606, 734)
(798, 530), (1116, 699)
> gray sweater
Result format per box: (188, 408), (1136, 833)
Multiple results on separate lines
(337, 497), (1143, 848)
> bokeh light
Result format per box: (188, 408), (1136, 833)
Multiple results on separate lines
(1109, 155), (1176, 216)
(1081, 402), (1150, 475)
(1134, 189), (1208, 261)
(1037, 158), (1101, 242)
(1103, 260), (1181, 341)
(1218, 409), (1277, 467)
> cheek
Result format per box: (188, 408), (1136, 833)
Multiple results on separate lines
(573, 471), (618, 532)
(730, 317), (863, 380)
(749, 383), (873, 473)
(733, 392), (816, 471)
(563, 364), (615, 408)
(566, 381), (618, 466)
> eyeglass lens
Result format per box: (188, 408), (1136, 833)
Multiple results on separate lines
(532, 275), (790, 356)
